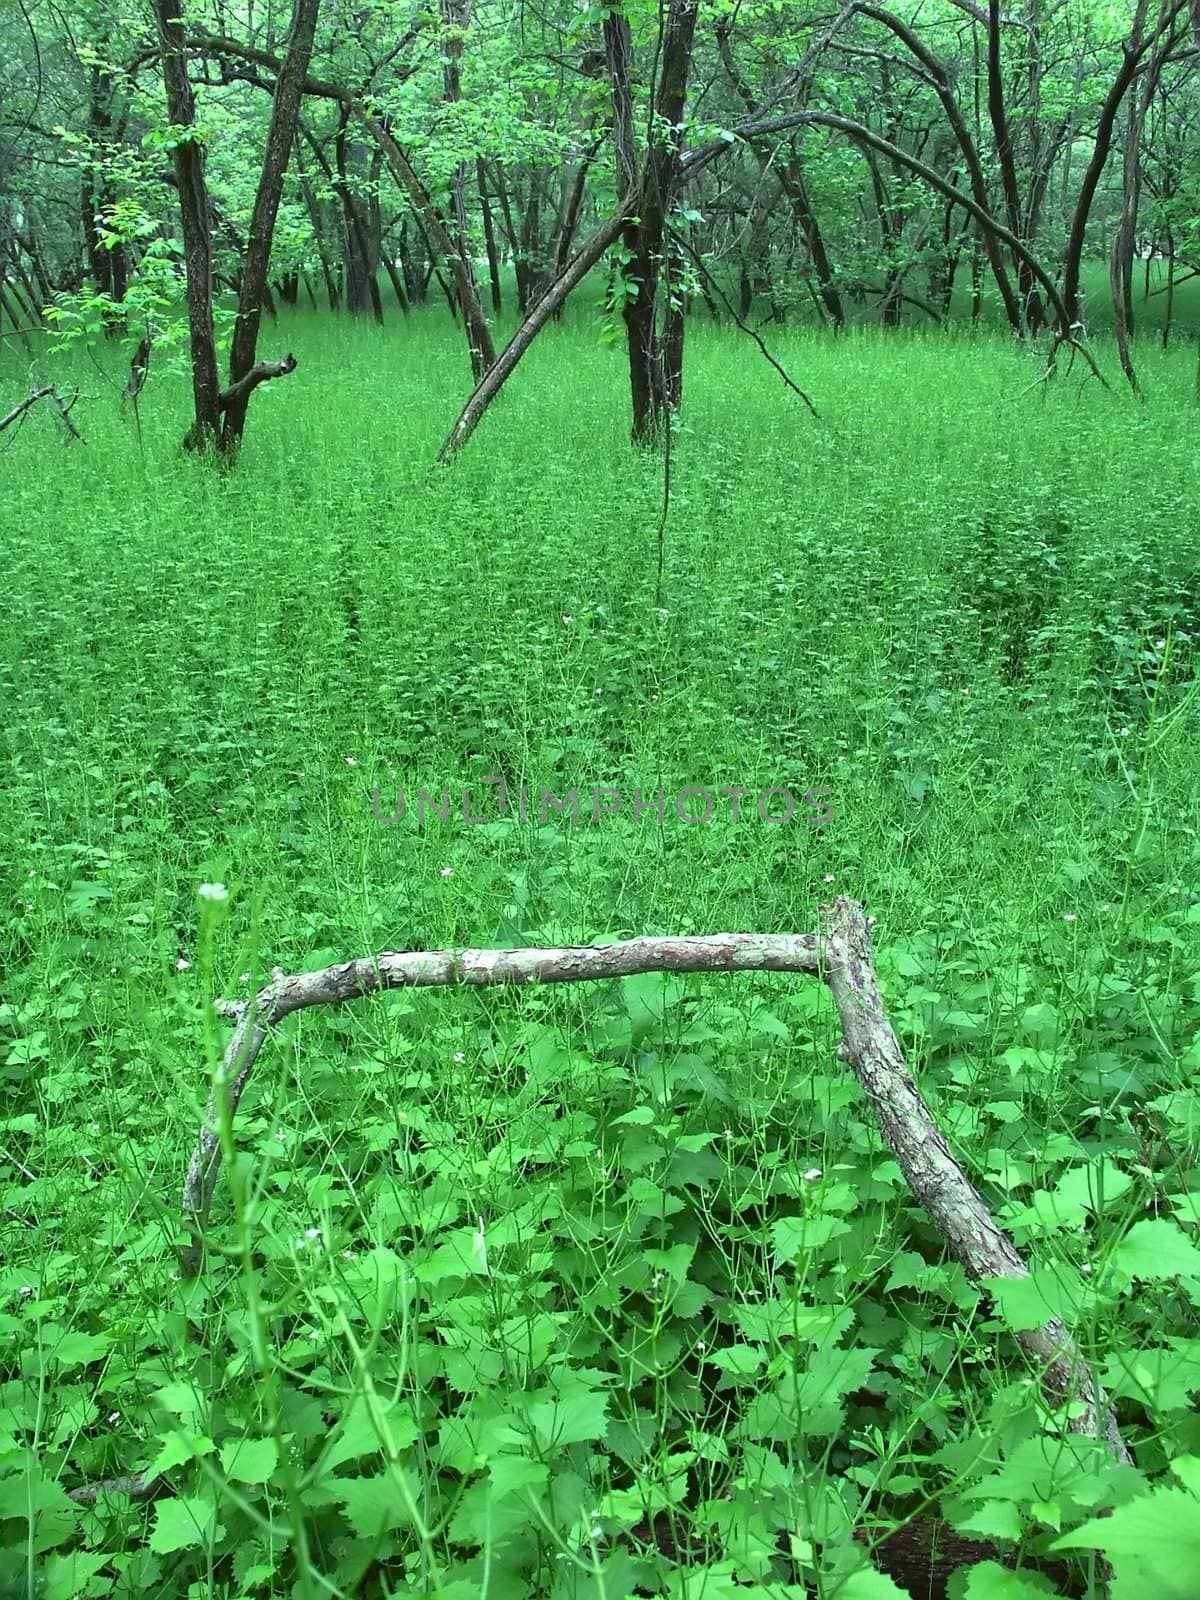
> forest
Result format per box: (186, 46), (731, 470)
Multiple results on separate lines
(2, 0), (1200, 1597)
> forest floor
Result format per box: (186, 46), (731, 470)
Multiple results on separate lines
(2, 309), (1200, 1598)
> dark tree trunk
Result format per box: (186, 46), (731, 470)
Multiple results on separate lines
(855, 3), (1024, 336)
(780, 157), (843, 330)
(606, 0), (700, 445)
(476, 158), (503, 314)
(294, 147), (340, 310)
(1061, 0), (1161, 328)
(151, 0), (221, 449)
(220, 0), (320, 451)
(334, 116), (384, 322)
(440, 0), (492, 378)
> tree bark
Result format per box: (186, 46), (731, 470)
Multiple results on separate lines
(436, 194), (636, 461)
(606, 0), (700, 444)
(476, 157), (503, 314)
(152, 0), (221, 450)
(220, 0), (321, 451)
(1060, 0), (1175, 328)
(175, 897), (1132, 1473)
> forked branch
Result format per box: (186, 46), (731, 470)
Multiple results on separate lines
(179, 897), (1129, 1469)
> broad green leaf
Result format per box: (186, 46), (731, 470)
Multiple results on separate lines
(525, 1389), (609, 1451)
(148, 1495), (223, 1554)
(963, 1563), (1059, 1596)
(984, 1268), (1084, 1330)
(219, 1436), (278, 1484)
(334, 1470), (418, 1538)
(1112, 1220), (1200, 1282)
(323, 1395), (418, 1473)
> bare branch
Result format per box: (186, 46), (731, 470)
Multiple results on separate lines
(176, 897), (1130, 1469)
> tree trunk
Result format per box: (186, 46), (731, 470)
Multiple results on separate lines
(1061, 0), (1162, 328)
(220, 0), (321, 452)
(606, 0), (700, 445)
(476, 158), (503, 314)
(334, 117), (383, 321)
(440, 0), (492, 378)
(151, 0), (222, 450)
(437, 192), (636, 462)
(294, 147), (340, 309)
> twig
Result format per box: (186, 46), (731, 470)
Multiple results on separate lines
(0, 383), (86, 443)
(667, 225), (820, 417)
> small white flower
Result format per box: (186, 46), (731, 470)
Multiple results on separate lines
(1118, 727), (1131, 738)
(275, 1128), (288, 1143)
(697, 1341), (706, 1352)
(453, 1051), (465, 1063)
(198, 882), (229, 902)
(305, 1227), (322, 1243)
(175, 957), (190, 971)
(594, 687), (602, 695)
(1063, 913), (1077, 923)
(1080, 1262), (1092, 1275)
(1155, 638), (1166, 649)
(239, 972), (251, 985)
(803, 1167), (823, 1182)
(107, 1411), (120, 1424)
(440, 866), (454, 878)
(823, 874), (835, 884)
(562, 614), (574, 625)
(344, 756), (357, 766)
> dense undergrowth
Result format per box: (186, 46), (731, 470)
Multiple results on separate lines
(2, 303), (1200, 1598)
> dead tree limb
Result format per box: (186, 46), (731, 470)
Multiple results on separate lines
(0, 385), (53, 433)
(177, 896), (1130, 1469)
(435, 193), (636, 462)
(68, 1472), (167, 1506)
(0, 384), (86, 443)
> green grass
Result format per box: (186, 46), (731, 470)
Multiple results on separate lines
(2, 304), (1200, 1599)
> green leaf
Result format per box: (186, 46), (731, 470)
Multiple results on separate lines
(963, 1563), (1059, 1596)
(1049, 1486), (1200, 1597)
(323, 1395), (418, 1473)
(837, 1566), (915, 1597)
(49, 1329), (110, 1369)
(219, 1436), (278, 1484)
(984, 1268), (1085, 1330)
(1112, 1220), (1200, 1282)
(525, 1388), (609, 1451)
(145, 1431), (215, 1477)
(149, 1495), (223, 1554)
(488, 1454), (549, 1498)
(771, 1214), (851, 1261)
(334, 1470), (417, 1538)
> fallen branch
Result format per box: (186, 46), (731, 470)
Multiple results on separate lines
(180, 897), (1129, 1469)
(0, 385), (53, 434)
(68, 1472), (167, 1506)
(0, 384), (86, 445)
(435, 191), (637, 462)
